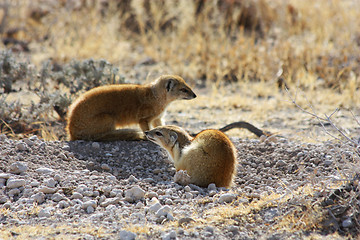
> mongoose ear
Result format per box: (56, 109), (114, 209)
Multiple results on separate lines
(169, 131), (178, 144)
(166, 79), (176, 92)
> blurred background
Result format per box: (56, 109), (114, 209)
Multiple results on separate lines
(0, 0), (359, 141)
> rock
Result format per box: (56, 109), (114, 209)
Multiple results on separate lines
(174, 170), (191, 186)
(58, 153), (69, 161)
(82, 200), (97, 210)
(6, 178), (25, 189)
(118, 230), (136, 240)
(58, 200), (70, 209)
(156, 206), (172, 218)
(276, 160), (286, 167)
(185, 192), (193, 199)
(218, 193), (236, 203)
(8, 188), (21, 197)
(38, 186), (57, 194)
(149, 202), (162, 213)
(208, 183), (217, 191)
(71, 192), (83, 199)
(124, 186), (145, 202)
(9, 162), (28, 174)
(0, 173), (11, 179)
(162, 230), (176, 240)
(342, 218), (353, 228)
(51, 193), (64, 202)
(0, 195), (8, 204)
(36, 167), (55, 174)
(146, 191), (158, 199)
(135, 202), (144, 209)
(16, 142), (27, 151)
(100, 197), (121, 207)
(31, 192), (45, 204)
(86, 206), (95, 214)
(44, 178), (57, 188)
(38, 207), (52, 218)
(101, 163), (111, 171)
(128, 175), (138, 182)
(205, 226), (214, 233)
(209, 190), (217, 197)
(184, 186), (191, 192)
(92, 142), (100, 149)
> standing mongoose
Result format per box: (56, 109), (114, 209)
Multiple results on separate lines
(145, 125), (237, 188)
(66, 75), (196, 141)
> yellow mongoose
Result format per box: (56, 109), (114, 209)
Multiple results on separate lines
(66, 75), (196, 141)
(145, 125), (237, 188)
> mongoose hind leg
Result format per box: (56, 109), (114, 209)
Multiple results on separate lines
(70, 113), (116, 141)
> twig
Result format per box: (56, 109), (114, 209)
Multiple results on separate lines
(285, 86), (358, 146)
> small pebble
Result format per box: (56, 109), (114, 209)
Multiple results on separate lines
(9, 162), (28, 174)
(118, 230), (136, 240)
(218, 193), (236, 203)
(6, 178), (26, 189)
(16, 142), (27, 151)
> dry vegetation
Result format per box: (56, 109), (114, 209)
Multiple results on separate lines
(0, 0), (360, 238)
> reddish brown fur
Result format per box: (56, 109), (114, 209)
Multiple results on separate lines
(146, 126), (237, 188)
(66, 75), (196, 141)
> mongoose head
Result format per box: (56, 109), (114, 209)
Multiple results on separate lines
(145, 125), (192, 162)
(155, 75), (196, 101)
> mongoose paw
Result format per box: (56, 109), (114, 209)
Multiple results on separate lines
(174, 170), (191, 186)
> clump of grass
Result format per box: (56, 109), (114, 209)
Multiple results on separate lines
(0, 50), (125, 139)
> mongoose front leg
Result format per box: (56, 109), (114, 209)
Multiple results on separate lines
(139, 119), (151, 132)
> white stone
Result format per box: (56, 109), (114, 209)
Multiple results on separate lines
(8, 188), (20, 197)
(51, 193), (64, 202)
(0, 173), (11, 179)
(9, 162), (28, 174)
(124, 186), (145, 202)
(58, 200), (70, 209)
(6, 178), (25, 189)
(30, 181), (40, 187)
(54, 174), (61, 182)
(118, 230), (136, 240)
(218, 193), (236, 203)
(86, 205), (95, 214)
(135, 202), (144, 209)
(31, 192), (45, 204)
(0, 195), (8, 204)
(156, 206), (172, 218)
(82, 200), (97, 210)
(36, 167), (55, 174)
(149, 202), (162, 213)
(185, 192), (193, 199)
(146, 191), (158, 199)
(44, 178), (57, 188)
(162, 230), (176, 240)
(100, 197), (121, 207)
(38, 208), (52, 218)
(92, 142), (100, 149)
(38, 186), (57, 194)
(208, 183), (217, 191)
(128, 175), (138, 182)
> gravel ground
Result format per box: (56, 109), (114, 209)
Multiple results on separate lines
(0, 133), (359, 239)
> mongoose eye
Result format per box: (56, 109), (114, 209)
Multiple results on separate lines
(155, 131), (163, 136)
(180, 88), (189, 93)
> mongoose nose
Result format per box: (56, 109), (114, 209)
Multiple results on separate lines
(144, 131), (149, 135)
(193, 93), (197, 98)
